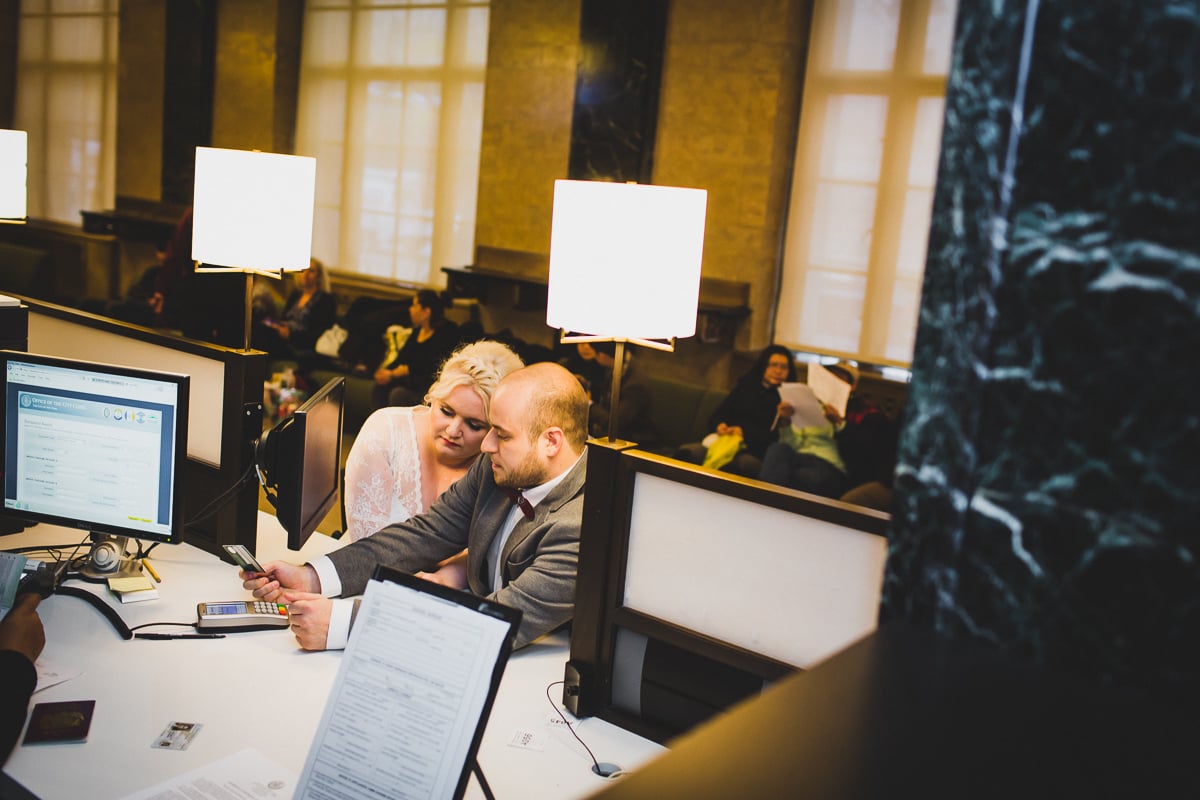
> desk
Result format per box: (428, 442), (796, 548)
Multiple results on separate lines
(590, 624), (1200, 799)
(3, 514), (664, 799)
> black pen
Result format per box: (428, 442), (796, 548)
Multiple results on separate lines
(134, 633), (226, 640)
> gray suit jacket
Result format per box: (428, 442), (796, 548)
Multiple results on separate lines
(327, 450), (588, 648)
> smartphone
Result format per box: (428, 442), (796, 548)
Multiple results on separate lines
(196, 600), (290, 631)
(223, 544), (266, 575)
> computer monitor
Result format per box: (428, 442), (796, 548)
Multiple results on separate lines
(0, 350), (189, 578)
(256, 376), (344, 552)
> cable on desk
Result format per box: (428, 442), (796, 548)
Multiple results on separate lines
(129, 621), (197, 632)
(54, 585), (133, 640)
(545, 680), (623, 778)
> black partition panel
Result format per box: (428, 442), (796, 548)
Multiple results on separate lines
(568, 442), (890, 743)
(20, 297), (264, 558)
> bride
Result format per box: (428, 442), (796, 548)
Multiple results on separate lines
(343, 339), (523, 542)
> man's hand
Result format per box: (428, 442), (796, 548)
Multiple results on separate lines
(0, 593), (45, 664)
(281, 592), (333, 650)
(416, 551), (469, 589)
(241, 561), (320, 602)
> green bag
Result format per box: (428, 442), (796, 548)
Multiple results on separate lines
(702, 433), (744, 470)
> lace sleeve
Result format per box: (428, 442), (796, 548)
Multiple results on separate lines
(343, 406), (424, 541)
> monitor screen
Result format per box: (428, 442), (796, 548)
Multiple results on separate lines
(0, 350), (189, 545)
(257, 377), (344, 551)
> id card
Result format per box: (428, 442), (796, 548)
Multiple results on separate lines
(153, 721), (203, 751)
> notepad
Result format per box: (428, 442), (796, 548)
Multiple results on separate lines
(108, 575), (159, 603)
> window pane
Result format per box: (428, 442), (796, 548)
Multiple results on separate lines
(18, 16), (46, 61)
(820, 94), (887, 182)
(808, 182), (877, 271)
(51, 0), (103, 12)
(452, 6), (490, 68)
(798, 270), (866, 354)
(908, 97), (944, 185)
(827, 0), (900, 72)
(923, 0), (957, 75)
(359, 9), (410, 66)
(304, 11), (350, 66)
(407, 9), (447, 67)
(885, 277), (922, 363)
(896, 187), (934, 279)
(359, 9), (446, 67)
(50, 16), (103, 62)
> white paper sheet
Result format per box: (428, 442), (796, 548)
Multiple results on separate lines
(806, 362), (852, 417)
(34, 659), (82, 693)
(295, 578), (512, 800)
(118, 748), (298, 800)
(777, 383), (828, 430)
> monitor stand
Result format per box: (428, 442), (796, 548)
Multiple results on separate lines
(76, 533), (143, 582)
(0, 517), (26, 536)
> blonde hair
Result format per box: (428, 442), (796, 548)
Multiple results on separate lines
(426, 340), (524, 417)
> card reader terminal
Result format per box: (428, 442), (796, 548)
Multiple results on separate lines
(197, 600), (290, 632)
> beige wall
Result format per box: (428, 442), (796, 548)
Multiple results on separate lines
(475, 0), (582, 256)
(212, 0), (301, 152)
(116, 0), (166, 203)
(475, 0), (810, 355)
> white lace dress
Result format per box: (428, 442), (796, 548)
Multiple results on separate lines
(343, 405), (427, 541)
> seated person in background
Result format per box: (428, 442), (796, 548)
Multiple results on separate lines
(371, 289), (460, 410)
(97, 244), (167, 326)
(675, 345), (797, 477)
(0, 593), (46, 764)
(558, 341), (607, 396)
(242, 362), (590, 650)
(344, 339), (524, 542)
(584, 341), (658, 448)
(757, 362), (857, 499)
(154, 207), (245, 346)
(253, 258), (337, 359)
(832, 364), (900, 510)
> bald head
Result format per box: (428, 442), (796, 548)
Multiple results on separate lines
(495, 362), (590, 451)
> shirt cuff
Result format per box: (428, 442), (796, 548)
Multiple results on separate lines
(325, 598), (353, 650)
(309, 556), (342, 597)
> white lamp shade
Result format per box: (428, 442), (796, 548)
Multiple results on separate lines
(547, 180), (707, 340)
(0, 129), (28, 221)
(191, 147), (315, 271)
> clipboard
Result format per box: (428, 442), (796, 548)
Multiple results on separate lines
(295, 566), (522, 800)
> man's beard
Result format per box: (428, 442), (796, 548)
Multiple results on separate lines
(494, 449), (549, 490)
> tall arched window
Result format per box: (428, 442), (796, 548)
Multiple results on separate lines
(296, 0), (490, 286)
(15, 0), (119, 225)
(777, 0), (957, 367)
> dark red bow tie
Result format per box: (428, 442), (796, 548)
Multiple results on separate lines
(504, 489), (534, 520)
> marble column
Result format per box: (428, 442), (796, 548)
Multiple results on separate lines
(884, 0), (1200, 696)
(567, 0), (668, 182)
